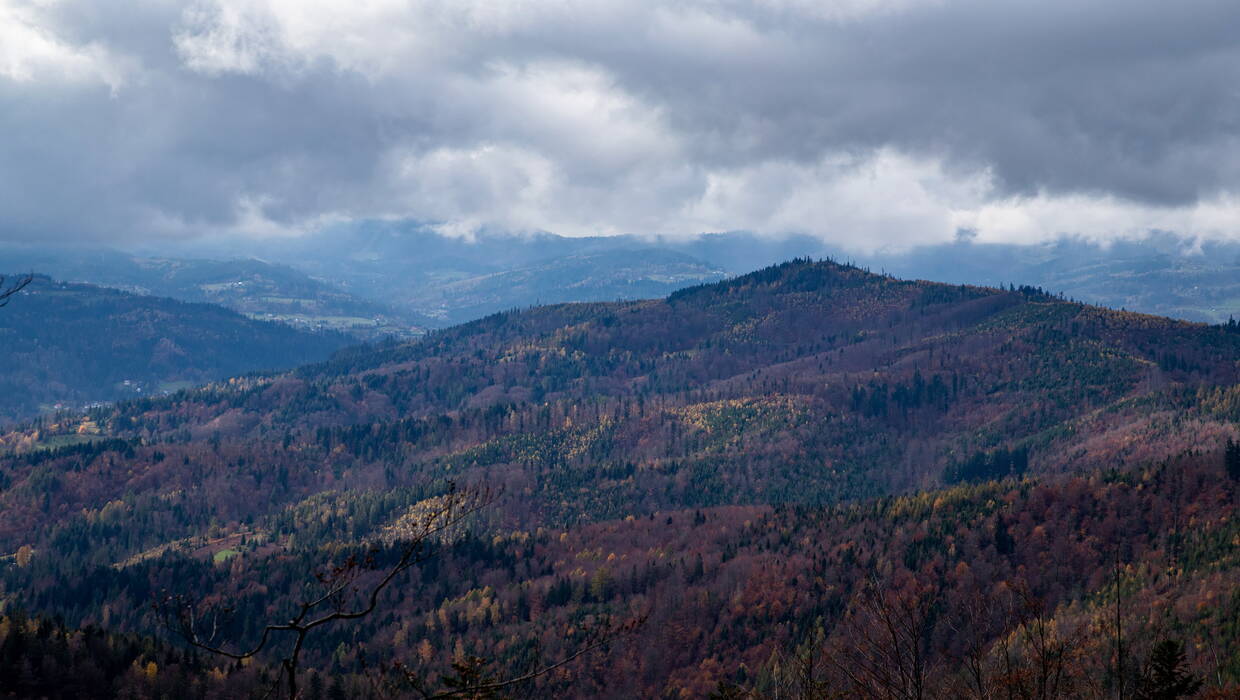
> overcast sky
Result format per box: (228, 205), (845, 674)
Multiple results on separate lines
(4, 0), (1240, 252)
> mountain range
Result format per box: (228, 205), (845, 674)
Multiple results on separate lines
(1, 259), (1237, 696)
(0, 246), (430, 339)
(206, 225), (1240, 324)
(8, 229), (1237, 336)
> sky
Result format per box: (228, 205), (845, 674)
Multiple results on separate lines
(4, 0), (1240, 253)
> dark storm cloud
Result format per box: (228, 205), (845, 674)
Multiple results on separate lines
(3, 0), (1240, 248)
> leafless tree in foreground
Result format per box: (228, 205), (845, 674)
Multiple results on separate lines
(160, 483), (639, 699)
(825, 575), (945, 700)
(0, 273), (32, 307)
(714, 575), (945, 700)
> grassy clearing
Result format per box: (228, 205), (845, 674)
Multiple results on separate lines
(212, 549), (240, 563)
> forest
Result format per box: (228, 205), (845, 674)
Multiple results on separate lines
(1, 259), (1238, 697)
(0, 276), (352, 421)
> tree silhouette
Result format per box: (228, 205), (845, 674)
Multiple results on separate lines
(0, 273), (32, 307)
(1225, 439), (1240, 482)
(160, 483), (639, 698)
(161, 484), (495, 698)
(825, 575), (945, 699)
(1135, 640), (1203, 700)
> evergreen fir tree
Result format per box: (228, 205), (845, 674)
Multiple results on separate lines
(1226, 439), (1240, 482)
(1135, 639), (1203, 700)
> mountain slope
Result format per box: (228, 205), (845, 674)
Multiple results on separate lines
(1, 259), (1238, 695)
(0, 276), (354, 421)
(3, 259), (1236, 545)
(0, 247), (429, 338)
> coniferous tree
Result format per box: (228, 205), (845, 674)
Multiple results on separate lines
(1226, 439), (1240, 482)
(993, 517), (1015, 556)
(1134, 639), (1203, 700)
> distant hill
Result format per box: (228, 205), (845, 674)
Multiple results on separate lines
(868, 234), (1240, 324)
(214, 224), (730, 324)
(16, 229), (1236, 331)
(0, 239), (725, 330)
(168, 225), (1240, 325)
(664, 232), (1240, 324)
(0, 276), (354, 421)
(0, 247), (429, 339)
(403, 248), (725, 323)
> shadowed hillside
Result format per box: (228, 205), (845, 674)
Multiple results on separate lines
(0, 276), (353, 421)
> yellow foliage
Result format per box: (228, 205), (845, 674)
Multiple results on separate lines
(417, 638), (435, 665)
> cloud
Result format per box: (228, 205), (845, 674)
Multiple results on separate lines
(0, 0), (128, 89)
(3, 0), (1240, 250)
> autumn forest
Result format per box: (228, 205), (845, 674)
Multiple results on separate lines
(1, 259), (1239, 698)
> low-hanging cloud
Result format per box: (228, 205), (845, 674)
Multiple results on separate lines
(4, 0), (1240, 251)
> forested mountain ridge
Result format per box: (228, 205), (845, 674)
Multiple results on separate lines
(5, 259), (1237, 535)
(1, 238), (724, 331)
(15, 230), (1237, 331)
(2, 259), (1239, 696)
(160, 226), (1240, 325)
(52, 258), (1239, 468)
(0, 248), (430, 339)
(0, 276), (355, 422)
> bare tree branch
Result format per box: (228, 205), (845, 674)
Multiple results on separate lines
(0, 273), (32, 307)
(824, 574), (944, 700)
(159, 482), (495, 699)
